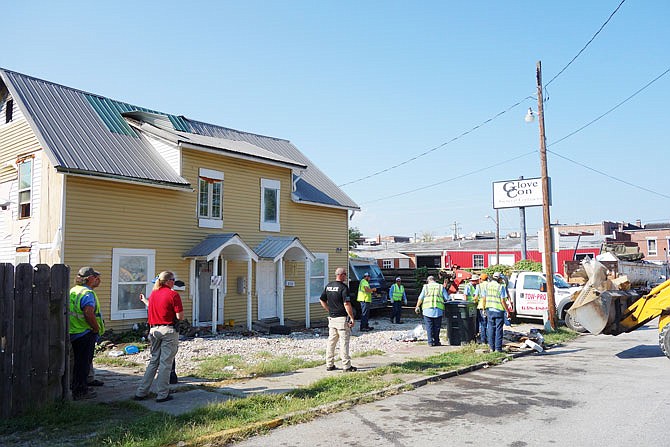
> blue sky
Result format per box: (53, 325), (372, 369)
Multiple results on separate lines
(5, 1), (669, 239)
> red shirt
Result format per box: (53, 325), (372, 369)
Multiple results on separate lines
(147, 286), (184, 325)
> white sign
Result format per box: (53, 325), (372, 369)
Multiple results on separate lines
(492, 177), (550, 209)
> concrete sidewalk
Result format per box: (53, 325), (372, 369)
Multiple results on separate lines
(90, 322), (544, 416)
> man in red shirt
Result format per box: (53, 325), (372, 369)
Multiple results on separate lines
(134, 271), (184, 403)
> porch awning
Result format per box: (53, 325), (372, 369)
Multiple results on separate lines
(183, 233), (259, 262)
(254, 236), (316, 262)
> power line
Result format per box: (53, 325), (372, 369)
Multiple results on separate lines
(548, 150), (670, 200)
(544, 0), (627, 88)
(361, 152), (534, 204)
(340, 1), (627, 189)
(337, 97), (532, 188)
(548, 66), (670, 147)
(360, 66), (670, 206)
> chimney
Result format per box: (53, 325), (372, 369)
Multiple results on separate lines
(635, 219), (642, 228)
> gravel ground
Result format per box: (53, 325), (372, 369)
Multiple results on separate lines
(134, 316), (428, 376)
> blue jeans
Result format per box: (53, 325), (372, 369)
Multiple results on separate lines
(423, 315), (443, 346)
(487, 309), (505, 352)
(360, 301), (371, 329)
(478, 309), (488, 344)
(391, 301), (403, 323)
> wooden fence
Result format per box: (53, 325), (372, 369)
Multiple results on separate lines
(0, 263), (70, 418)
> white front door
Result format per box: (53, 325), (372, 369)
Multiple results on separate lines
(257, 260), (278, 319)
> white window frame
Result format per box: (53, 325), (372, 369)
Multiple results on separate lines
(382, 259), (393, 269)
(198, 168), (224, 229)
(308, 253), (328, 303)
(473, 254), (485, 269)
(647, 238), (658, 256)
(111, 248), (156, 320)
(17, 158), (32, 219)
(260, 178), (280, 232)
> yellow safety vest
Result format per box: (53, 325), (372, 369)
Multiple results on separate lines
(391, 284), (405, 302)
(485, 281), (505, 311)
(69, 285), (105, 335)
(421, 283), (445, 311)
(357, 278), (372, 303)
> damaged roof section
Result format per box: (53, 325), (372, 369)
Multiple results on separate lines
(0, 68), (359, 210)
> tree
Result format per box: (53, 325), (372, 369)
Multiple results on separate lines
(349, 227), (362, 249)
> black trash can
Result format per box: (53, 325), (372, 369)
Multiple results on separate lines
(444, 300), (478, 345)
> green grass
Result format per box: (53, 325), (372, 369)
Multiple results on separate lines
(543, 326), (579, 345)
(192, 354), (323, 380)
(3, 335), (576, 446)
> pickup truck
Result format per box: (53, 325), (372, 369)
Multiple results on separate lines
(507, 271), (583, 331)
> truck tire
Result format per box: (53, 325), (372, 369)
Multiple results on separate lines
(659, 324), (670, 359)
(564, 306), (587, 333)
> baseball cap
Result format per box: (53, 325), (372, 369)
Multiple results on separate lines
(492, 272), (501, 279)
(471, 274), (480, 281)
(395, 277), (401, 281)
(77, 266), (100, 278)
(363, 272), (371, 277)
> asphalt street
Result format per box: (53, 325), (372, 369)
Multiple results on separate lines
(235, 323), (669, 447)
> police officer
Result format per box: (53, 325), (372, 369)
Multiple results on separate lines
(69, 266), (105, 400)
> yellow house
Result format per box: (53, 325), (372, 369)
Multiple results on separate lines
(0, 68), (359, 333)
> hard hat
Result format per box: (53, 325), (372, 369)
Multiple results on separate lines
(492, 272), (501, 279)
(471, 274), (480, 281)
(480, 273), (488, 280)
(395, 277), (401, 281)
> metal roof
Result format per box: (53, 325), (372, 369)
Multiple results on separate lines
(254, 236), (316, 262)
(0, 68), (359, 209)
(183, 233), (258, 262)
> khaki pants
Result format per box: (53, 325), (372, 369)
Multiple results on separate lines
(326, 316), (352, 369)
(136, 325), (179, 400)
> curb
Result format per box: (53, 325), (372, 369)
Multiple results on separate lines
(184, 346), (545, 446)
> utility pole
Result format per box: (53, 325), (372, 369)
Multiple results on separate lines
(536, 61), (557, 330)
(519, 177), (527, 260)
(452, 221), (461, 240)
(495, 209), (500, 265)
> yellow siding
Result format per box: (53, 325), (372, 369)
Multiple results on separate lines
(64, 148), (350, 332)
(0, 119), (40, 183)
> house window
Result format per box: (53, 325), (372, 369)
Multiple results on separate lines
(5, 99), (13, 123)
(18, 158), (32, 219)
(647, 239), (657, 256)
(382, 259), (393, 269)
(309, 253), (328, 303)
(198, 168), (223, 229)
(111, 248), (155, 320)
(260, 178), (280, 232)
(473, 254), (484, 269)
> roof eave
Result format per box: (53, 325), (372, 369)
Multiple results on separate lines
(57, 168), (193, 191)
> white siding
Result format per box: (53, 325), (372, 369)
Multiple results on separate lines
(143, 133), (181, 175)
(0, 94), (25, 125)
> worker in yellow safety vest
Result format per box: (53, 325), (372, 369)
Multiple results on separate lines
(357, 272), (376, 331)
(389, 277), (407, 324)
(69, 266), (105, 400)
(483, 272), (508, 352)
(414, 276), (449, 346)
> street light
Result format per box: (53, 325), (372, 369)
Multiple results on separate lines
(485, 211), (500, 265)
(525, 60), (557, 330)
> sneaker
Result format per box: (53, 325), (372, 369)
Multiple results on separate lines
(343, 366), (358, 372)
(87, 379), (104, 387)
(325, 365), (340, 371)
(133, 394), (148, 401)
(156, 395), (174, 403)
(73, 390), (97, 400)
